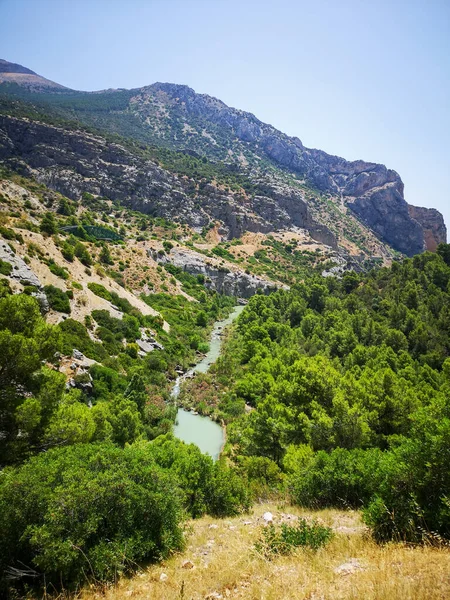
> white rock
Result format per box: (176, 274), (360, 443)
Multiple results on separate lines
(334, 558), (364, 575)
(160, 573), (168, 581)
(263, 512), (273, 523)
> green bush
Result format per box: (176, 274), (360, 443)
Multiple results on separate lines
(58, 318), (107, 361)
(74, 241), (92, 266)
(0, 259), (12, 276)
(47, 260), (69, 280)
(44, 285), (71, 313)
(288, 447), (386, 509)
(0, 225), (23, 243)
(147, 436), (251, 518)
(88, 283), (139, 318)
(363, 399), (450, 543)
(0, 443), (185, 590)
(61, 241), (75, 262)
(39, 212), (58, 235)
(88, 281), (112, 301)
(255, 519), (333, 558)
(99, 243), (114, 265)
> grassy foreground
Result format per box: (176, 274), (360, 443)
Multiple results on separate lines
(78, 503), (450, 600)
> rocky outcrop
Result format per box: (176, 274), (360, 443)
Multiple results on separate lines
(150, 247), (286, 298)
(347, 183), (425, 257)
(0, 60), (445, 257)
(0, 238), (49, 311)
(408, 205), (447, 251)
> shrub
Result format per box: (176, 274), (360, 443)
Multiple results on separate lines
(58, 318), (107, 361)
(88, 281), (112, 301)
(0, 443), (185, 590)
(57, 198), (74, 216)
(99, 243), (114, 265)
(0, 259), (12, 276)
(363, 400), (450, 543)
(288, 447), (386, 509)
(61, 241), (74, 261)
(255, 519), (333, 558)
(74, 242), (92, 266)
(47, 260), (69, 280)
(44, 285), (71, 313)
(0, 225), (23, 242)
(147, 436), (251, 518)
(39, 212), (58, 235)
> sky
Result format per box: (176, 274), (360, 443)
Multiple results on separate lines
(0, 0), (449, 231)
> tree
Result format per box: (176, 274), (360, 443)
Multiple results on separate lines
(40, 211), (58, 235)
(196, 310), (208, 327)
(57, 198), (74, 216)
(0, 295), (62, 464)
(99, 243), (114, 265)
(0, 443), (185, 589)
(74, 241), (92, 266)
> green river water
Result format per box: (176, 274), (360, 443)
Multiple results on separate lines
(171, 304), (244, 460)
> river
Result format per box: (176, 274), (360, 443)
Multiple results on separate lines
(170, 304), (245, 460)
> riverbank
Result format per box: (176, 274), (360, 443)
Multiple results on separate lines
(170, 304), (244, 459)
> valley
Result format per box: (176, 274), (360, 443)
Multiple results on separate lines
(0, 58), (449, 600)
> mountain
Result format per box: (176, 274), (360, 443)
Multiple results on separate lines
(0, 59), (446, 258)
(0, 58), (67, 90)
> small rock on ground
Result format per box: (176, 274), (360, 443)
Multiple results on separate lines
(334, 558), (365, 575)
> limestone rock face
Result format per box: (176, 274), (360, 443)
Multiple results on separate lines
(151, 247), (287, 298)
(0, 65), (445, 257)
(0, 115), (334, 244)
(133, 83), (440, 256)
(0, 238), (49, 311)
(408, 205), (447, 251)
(347, 183), (426, 257)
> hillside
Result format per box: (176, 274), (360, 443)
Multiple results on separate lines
(79, 502), (450, 600)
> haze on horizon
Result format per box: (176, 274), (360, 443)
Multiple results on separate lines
(0, 0), (449, 231)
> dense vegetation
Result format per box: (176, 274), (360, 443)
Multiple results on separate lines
(0, 287), (248, 595)
(0, 438), (250, 590)
(205, 245), (450, 542)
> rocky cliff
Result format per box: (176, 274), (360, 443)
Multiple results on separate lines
(0, 115), (336, 245)
(150, 247), (285, 298)
(129, 83), (439, 256)
(407, 205), (447, 252)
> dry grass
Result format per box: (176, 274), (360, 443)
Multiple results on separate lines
(78, 503), (450, 600)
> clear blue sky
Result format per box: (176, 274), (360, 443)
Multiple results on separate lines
(1, 0), (449, 231)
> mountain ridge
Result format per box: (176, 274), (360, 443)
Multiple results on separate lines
(0, 59), (446, 257)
